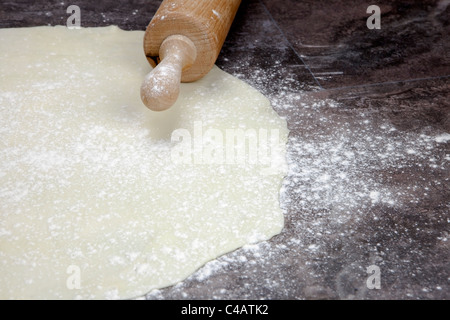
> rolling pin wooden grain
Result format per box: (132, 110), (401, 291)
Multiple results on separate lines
(140, 0), (242, 111)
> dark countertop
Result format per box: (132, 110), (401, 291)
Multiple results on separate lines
(1, 0), (448, 300)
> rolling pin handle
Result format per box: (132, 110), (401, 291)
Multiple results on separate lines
(140, 35), (197, 111)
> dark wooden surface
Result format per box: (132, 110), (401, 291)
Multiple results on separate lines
(1, 0), (448, 300)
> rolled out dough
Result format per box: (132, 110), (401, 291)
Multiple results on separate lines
(0, 26), (288, 299)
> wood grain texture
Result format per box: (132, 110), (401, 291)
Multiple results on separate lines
(144, 0), (242, 82)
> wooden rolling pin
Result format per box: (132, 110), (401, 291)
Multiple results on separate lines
(140, 0), (242, 111)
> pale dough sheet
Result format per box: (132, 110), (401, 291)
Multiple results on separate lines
(0, 26), (288, 299)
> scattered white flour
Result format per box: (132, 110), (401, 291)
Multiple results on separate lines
(147, 65), (449, 299)
(0, 23), (447, 300)
(435, 133), (450, 143)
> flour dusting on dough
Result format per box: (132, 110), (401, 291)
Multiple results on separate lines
(0, 26), (288, 299)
